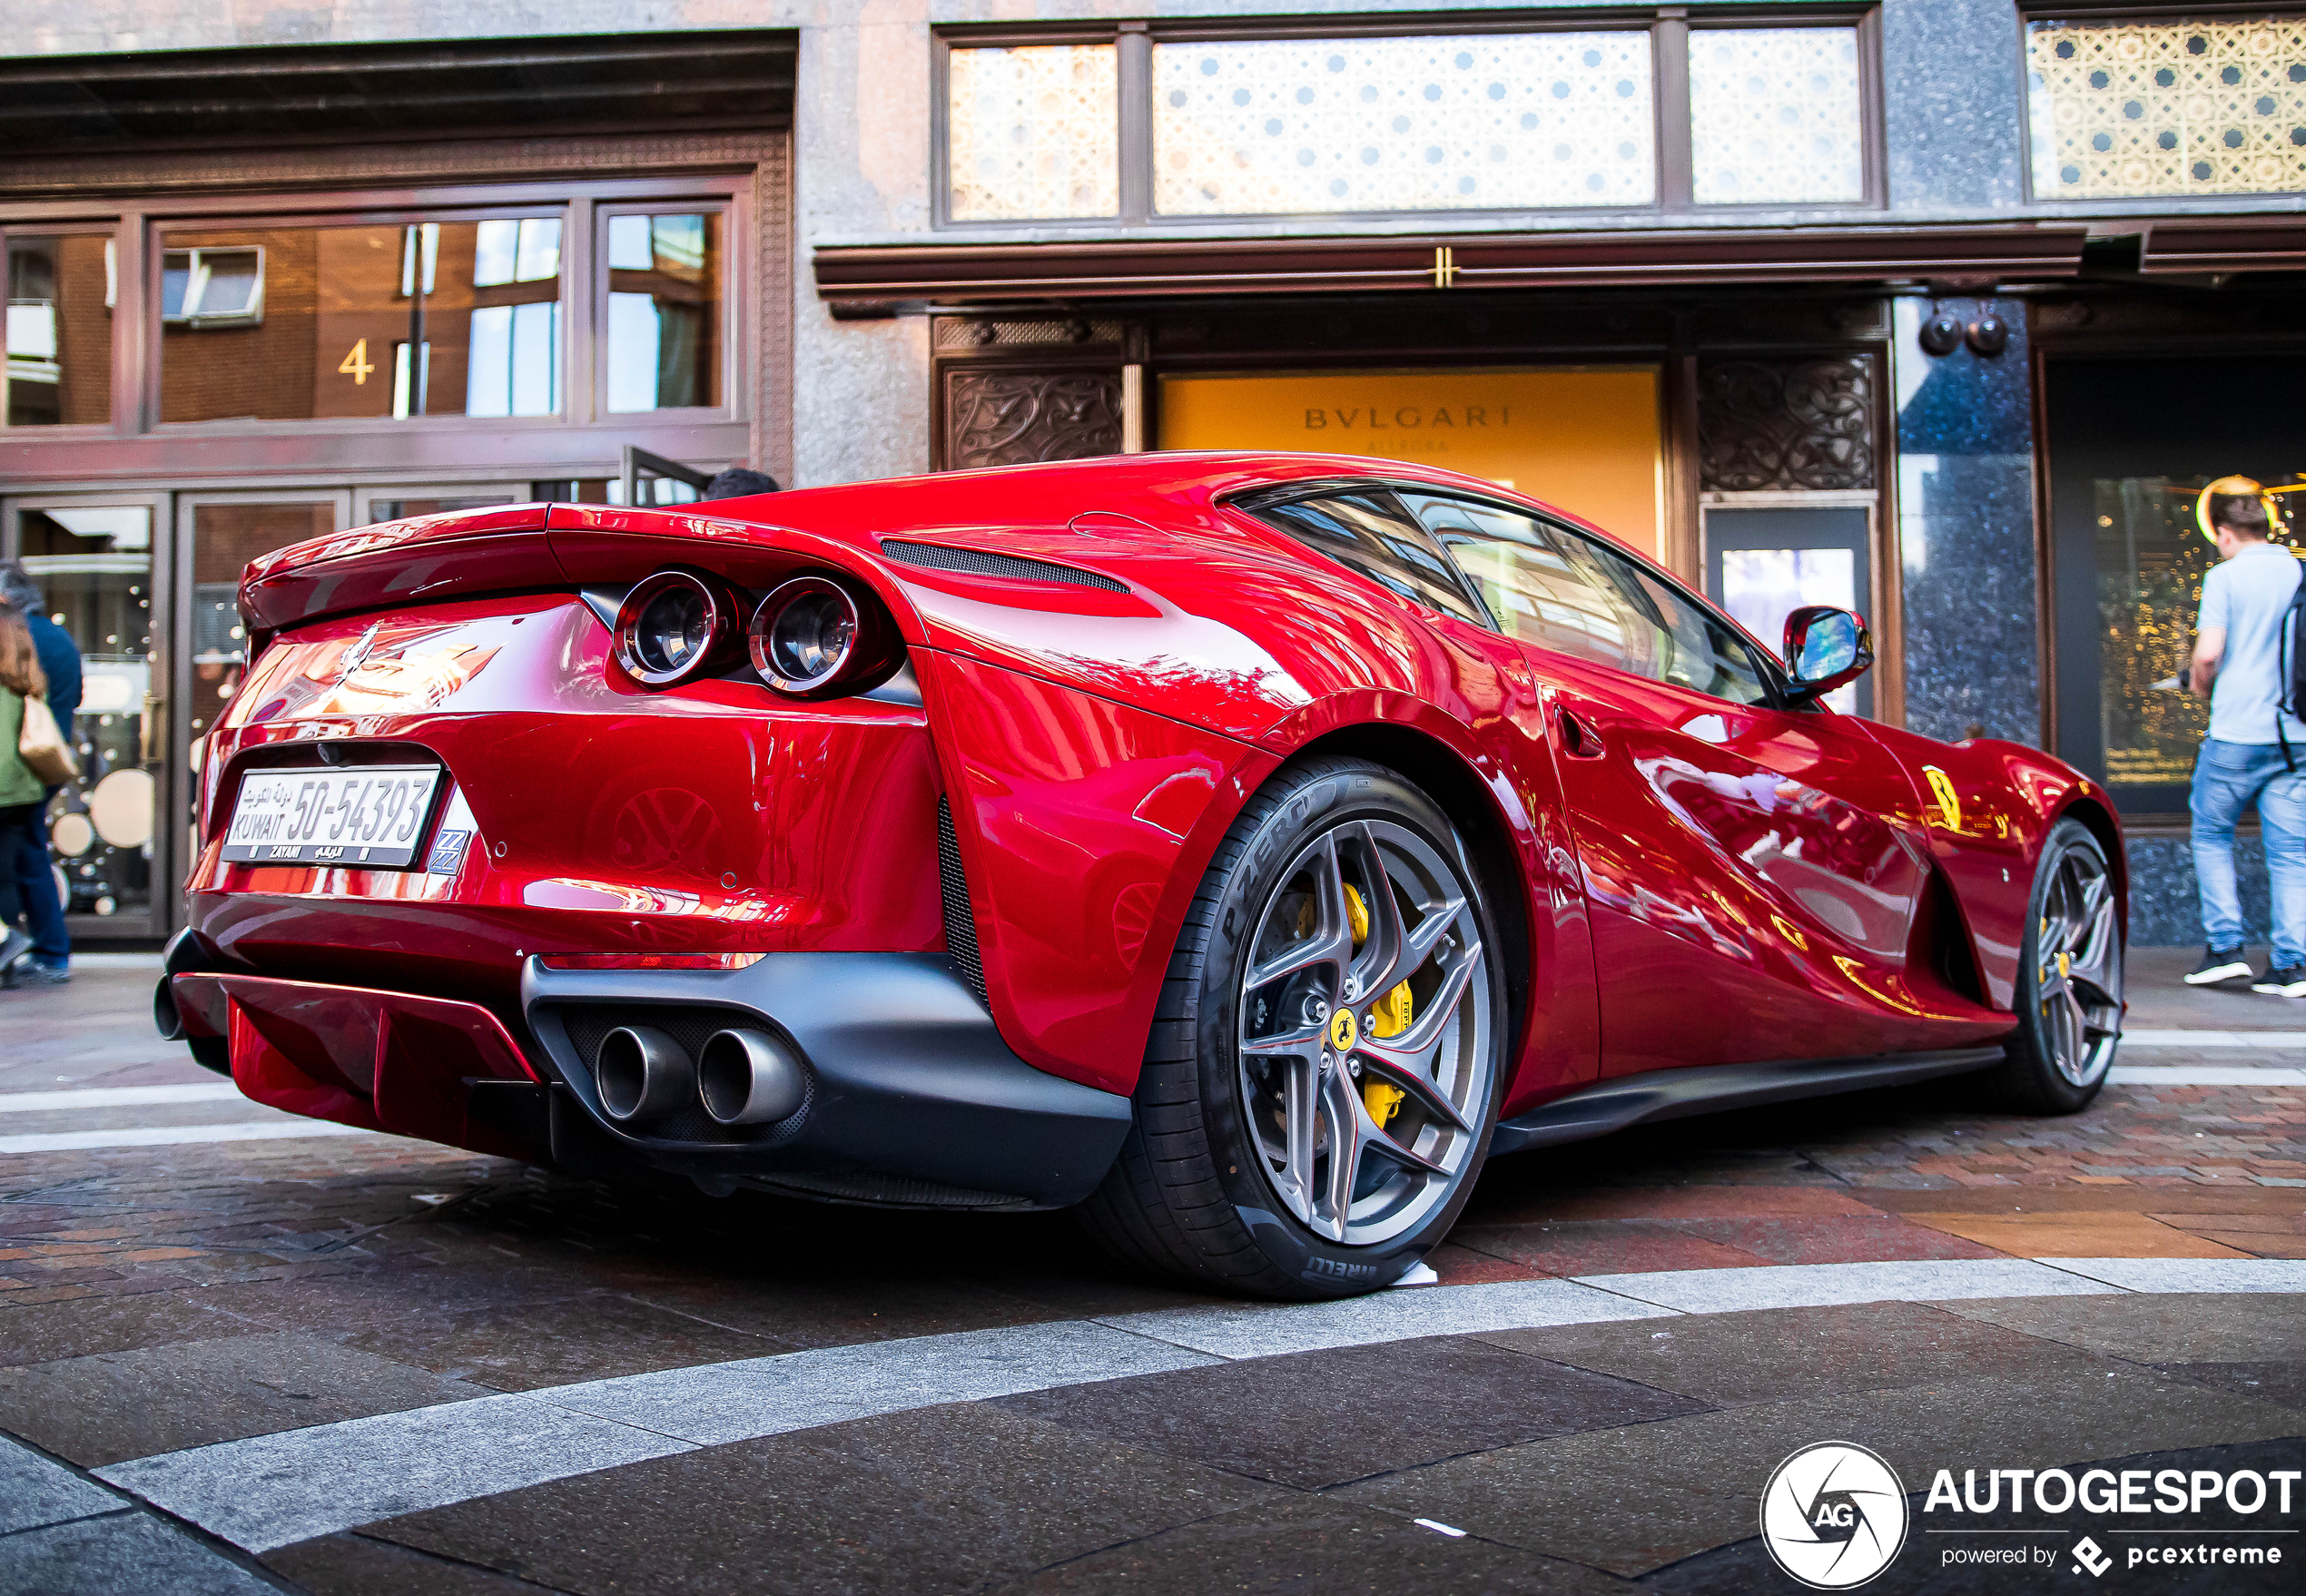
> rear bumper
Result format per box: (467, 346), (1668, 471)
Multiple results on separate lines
(161, 950), (1132, 1210)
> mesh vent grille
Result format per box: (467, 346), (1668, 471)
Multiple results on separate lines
(881, 539), (1128, 593)
(937, 796), (989, 1007)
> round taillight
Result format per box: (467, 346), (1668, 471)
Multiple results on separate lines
(748, 576), (898, 697)
(615, 570), (742, 688)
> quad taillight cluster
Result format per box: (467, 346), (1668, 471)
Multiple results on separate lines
(611, 568), (902, 699)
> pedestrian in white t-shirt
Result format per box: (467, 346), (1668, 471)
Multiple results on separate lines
(2184, 483), (2306, 996)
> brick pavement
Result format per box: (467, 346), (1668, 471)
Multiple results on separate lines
(1, 954), (2301, 1593)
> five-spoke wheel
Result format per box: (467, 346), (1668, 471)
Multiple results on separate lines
(1995, 817), (2124, 1111)
(1079, 757), (1506, 1298)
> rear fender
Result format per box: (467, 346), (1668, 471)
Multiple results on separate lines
(919, 648), (1279, 1096)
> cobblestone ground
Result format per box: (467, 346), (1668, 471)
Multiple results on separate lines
(1, 953), (2300, 1594)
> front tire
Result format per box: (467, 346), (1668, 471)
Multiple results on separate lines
(1079, 757), (1507, 1299)
(1988, 817), (2124, 1113)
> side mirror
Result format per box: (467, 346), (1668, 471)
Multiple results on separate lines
(1782, 606), (1874, 706)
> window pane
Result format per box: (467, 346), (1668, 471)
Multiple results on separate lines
(606, 212), (721, 412)
(16, 506), (153, 919)
(1255, 491), (1486, 624)
(1689, 27), (1865, 204)
(1720, 548), (1858, 711)
(2027, 17), (2306, 198)
(159, 218), (562, 423)
(190, 503), (339, 734)
(1586, 542), (1773, 705)
(1151, 34), (1654, 216)
(948, 44), (1119, 221)
(6, 235), (113, 426)
(1408, 496), (1642, 671)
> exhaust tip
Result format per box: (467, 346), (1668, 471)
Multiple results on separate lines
(697, 1029), (806, 1126)
(153, 975), (185, 1041)
(596, 1026), (694, 1122)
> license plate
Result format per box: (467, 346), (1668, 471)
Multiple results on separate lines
(222, 764), (446, 869)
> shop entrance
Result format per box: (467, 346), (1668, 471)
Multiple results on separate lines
(2045, 356), (2306, 820)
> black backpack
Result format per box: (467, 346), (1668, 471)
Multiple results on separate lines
(2281, 571), (2306, 769)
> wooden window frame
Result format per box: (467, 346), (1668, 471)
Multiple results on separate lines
(932, 5), (1884, 231)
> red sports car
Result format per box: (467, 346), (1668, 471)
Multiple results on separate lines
(157, 454), (2124, 1299)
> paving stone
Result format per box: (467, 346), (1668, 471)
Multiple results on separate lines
(1328, 1367), (2306, 1576)
(1942, 1293), (2306, 1363)
(264, 1532), (557, 1595)
(0, 1330), (487, 1466)
(1476, 1302), (2108, 1407)
(333, 1290), (783, 1392)
(1463, 1184), (1886, 1224)
(991, 1493), (1632, 1595)
(1453, 1220), (1774, 1276)
(0, 1433), (119, 1536)
(0, 1512), (278, 1596)
(1898, 1208), (2252, 1258)
(993, 1335), (1710, 1489)
(364, 1404), (1286, 1596)
(0, 1288), (251, 1367)
(2156, 1360), (2306, 1413)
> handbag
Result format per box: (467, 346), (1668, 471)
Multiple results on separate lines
(18, 694), (78, 785)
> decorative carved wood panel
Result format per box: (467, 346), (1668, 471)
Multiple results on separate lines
(943, 369), (1122, 469)
(1697, 355), (1875, 492)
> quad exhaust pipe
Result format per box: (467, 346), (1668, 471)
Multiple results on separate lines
(698, 1030), (807, 1125)
(592, 1023), (805, 1128)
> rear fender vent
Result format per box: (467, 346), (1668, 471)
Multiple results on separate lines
(881, 538), (1128, 594)
(937, 795), (990, 1007)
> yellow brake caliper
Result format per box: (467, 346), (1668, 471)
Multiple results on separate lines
(1342, 884), (1414, 1128)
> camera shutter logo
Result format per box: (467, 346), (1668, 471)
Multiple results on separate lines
(1760, 1442), (1909, 1589)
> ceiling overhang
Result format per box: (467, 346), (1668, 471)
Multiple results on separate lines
(814, 222), (2097, 311)
(0, 31), (797, 156)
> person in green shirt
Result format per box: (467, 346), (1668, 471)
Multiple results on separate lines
(0, 602), (52, 981)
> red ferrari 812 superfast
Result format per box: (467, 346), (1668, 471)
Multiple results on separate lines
(157, 454), (2125, 1299)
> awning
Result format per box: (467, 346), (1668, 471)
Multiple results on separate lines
(0, 30), (797, 154)
(814, 222), (2093, 310)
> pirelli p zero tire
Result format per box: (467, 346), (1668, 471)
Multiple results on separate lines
(1079, 756), (1508, 1300)
(1988, 817), (2124, 1115)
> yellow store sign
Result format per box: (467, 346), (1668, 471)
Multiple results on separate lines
(1157, 366), (1665, 558)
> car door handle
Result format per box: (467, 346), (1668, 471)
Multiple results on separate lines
(1558, 708), (1605, 759)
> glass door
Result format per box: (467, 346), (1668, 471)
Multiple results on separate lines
(354, 483), (524, 527)
(1, 494), (173, 940)
(174, 491), (351, 925)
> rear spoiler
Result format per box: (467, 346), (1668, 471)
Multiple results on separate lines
(238, 504), (929, 647)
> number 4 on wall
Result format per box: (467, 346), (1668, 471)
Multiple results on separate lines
(339, 338), (375, 385)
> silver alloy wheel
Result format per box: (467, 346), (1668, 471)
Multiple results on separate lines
(1235, 818), (1492, 1247)
(2036, 841), (2124, 1088)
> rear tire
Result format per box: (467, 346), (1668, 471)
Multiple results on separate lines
(1078, 757), (1507, 1299)
(1987, 818), (2124, 1113)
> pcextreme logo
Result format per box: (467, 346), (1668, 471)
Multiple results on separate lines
(1761, 1442), (1911, 1589)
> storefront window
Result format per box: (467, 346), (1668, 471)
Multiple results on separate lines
(16, 505), (154, 919)
(1689, 27), (1866, 204)
(2090, 475), (2305, 792)
(159, 216), (563, 424)
(947, 44), (1120, 222)
(5, 234), (113, 426)
(189, 503), (340, 734)
(1148, 33), (1655, 215)
(606, 212), (722, 412)
(2027, 15), (2306, 198)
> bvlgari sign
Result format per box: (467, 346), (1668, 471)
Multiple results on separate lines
(1158, 366), (1666, 558)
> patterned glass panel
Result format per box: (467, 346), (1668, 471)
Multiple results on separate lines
(2027, 17), (2306, 197)
(947, 44), (1119, 221)
(1150, 34), (1655, 216)
(1689, 27), (1865, 204)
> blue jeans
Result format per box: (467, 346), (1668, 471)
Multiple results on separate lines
(2191, 739), (2306, 969)
(0, 803), (67, 966)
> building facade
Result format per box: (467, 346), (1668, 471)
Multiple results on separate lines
(3, 2), (2303, 946)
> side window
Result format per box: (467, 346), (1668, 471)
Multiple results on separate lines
(1566, 534), (1773, 707)
(1406, 491), (1772, 707)
(1252, 490), (1488, 625)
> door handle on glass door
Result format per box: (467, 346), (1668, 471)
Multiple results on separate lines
(140, 693), (164, 766)
(1559, 708), (1604, 759)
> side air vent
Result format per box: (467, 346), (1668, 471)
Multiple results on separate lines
(881, 538), (1128, 594)
(937, 796), (990, 1006)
